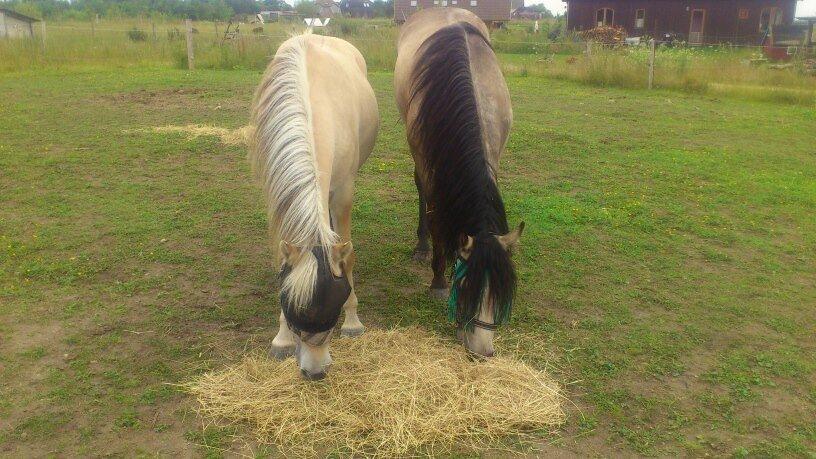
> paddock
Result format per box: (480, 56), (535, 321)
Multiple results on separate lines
(0, 50), (814, 456)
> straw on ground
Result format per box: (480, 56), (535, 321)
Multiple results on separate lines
(151, 124), (253, 146)
(185, 327), (565, 457)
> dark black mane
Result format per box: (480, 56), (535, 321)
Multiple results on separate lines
(409, 21), (516, 327)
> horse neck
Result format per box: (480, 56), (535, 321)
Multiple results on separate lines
(408, 21), (509, 254)
(251, 36), (336, 252)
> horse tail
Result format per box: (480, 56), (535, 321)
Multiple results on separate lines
(250, 36), (336, 309)
(409, 22), (515, 328)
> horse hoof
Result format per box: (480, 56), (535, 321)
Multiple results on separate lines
(430, 288), (449, 300)
(341, 326), (365, 337)
(412, 250), (431, 262)
(269, 344), (296, 360)
(301, 369), (327, 381)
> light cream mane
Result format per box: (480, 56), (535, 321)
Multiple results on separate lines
(250, 35), (337, 309)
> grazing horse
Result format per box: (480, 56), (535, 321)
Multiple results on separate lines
(250, 34), (379, 380)
(394, 8), (523, 357)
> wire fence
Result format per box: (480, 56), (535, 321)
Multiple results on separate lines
(3, 18), (814, 102)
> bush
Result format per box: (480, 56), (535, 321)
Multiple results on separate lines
(127, 28), (148, 42)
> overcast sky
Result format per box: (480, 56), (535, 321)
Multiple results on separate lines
(535, 0), (816, 17)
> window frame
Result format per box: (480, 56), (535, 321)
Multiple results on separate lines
(634, 8), (645, 28)
(595, 7), (614, 27)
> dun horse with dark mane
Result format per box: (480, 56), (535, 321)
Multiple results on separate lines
(395, 8), (523, 357)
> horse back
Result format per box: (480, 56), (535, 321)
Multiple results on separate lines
(467, 31), (512, 169)
(300, 35), (379, 185)
(395, 8), (511, 167)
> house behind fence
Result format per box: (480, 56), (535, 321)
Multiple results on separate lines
(318, 0), (343, 17)
(341, 0), (375, 18)
(394, 2), (515, 25)
(563, 0), (799, 44)
(0, 8), (39, 39)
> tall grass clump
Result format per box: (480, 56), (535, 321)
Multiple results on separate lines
(328, 18), (399, 71)
(501, 44), (816, 105)
(188, 19), (399, 71)
(0, 19), (186, 72)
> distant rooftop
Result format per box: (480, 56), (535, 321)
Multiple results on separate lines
(0, 7), (41, 23)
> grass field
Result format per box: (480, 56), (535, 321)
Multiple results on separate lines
(1, 59), (815, 456)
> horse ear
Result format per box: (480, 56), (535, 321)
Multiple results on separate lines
(330, 241), (353, 276)
(279, 240), (303, 265)
(459, 234), (475, 259)
(496, 221), (525, 251)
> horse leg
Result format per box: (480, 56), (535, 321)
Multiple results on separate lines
(412, 167), (431, 262)
(334, 186), (365, 337)
(270, 310), (296, 359)
(429, 233), (449, 300)
(340, 264), (365, 337)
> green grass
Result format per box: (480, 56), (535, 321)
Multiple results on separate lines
(1, 60), (815, 456)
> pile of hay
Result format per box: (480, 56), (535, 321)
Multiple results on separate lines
(151, 124), (253, 146)
(186, 328), (564, 457)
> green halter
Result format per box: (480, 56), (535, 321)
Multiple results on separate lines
(448, 256), (512, 331)
(447, 256), (468, 323)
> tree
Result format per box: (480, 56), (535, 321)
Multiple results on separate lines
(225, 0), (259, 14)
(370, 0), (392, 17)
(525, 3), (553, 18)
(262, 0), (293, 10)
(294, 0), (318, 16)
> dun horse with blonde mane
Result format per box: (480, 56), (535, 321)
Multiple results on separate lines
(395, 8), (523, 358)
(250, 34), (378, 380)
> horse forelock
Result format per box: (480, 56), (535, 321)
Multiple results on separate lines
(456, 233), (516, 329)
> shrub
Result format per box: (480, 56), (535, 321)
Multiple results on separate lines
(127, 28), (147, 42)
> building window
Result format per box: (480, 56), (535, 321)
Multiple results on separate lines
(470, 0), (477, 5)
(635, 9), (645, 28)
(451, 0), (457, 4)
(738, 8), (748, 20)
(441, 0), (447, 5)
(433, 0), (438, 4)
(595, 8), (614, 27)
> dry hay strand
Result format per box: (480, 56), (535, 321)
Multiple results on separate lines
(185, 327), (565, 457)
(151, 124), (254, 146)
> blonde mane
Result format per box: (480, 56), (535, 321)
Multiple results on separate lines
(250, 35), (337, 309)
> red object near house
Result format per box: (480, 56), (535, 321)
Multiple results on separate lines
(563, 0), (799, 44)
(763, 45), (792, 61)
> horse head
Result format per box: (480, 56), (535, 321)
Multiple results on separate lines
(278, 241), (353, 380)
(452, 222), (524, 358)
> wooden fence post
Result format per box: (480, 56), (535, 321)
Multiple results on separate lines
(214, 21), (219, 41)
(185, 19), (195, 70)
(90, 19), (95, 38)
(648, 38), (655, 90)
(152, 22), (157, 42)
(586, 40), (592, 58)
(40, 20), (46, 53)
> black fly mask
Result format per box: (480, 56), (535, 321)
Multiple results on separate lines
(279, 246), (351, 343)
